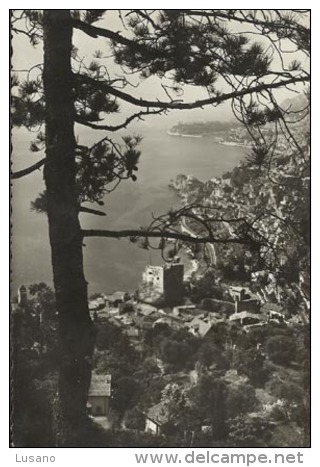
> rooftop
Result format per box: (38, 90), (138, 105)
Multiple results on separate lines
(261, 303), (284, 313)
(138, 304), (158, 316)
(188, 316), (212, 337)
(146, 403), (169, 426)
(88, 374), (112, 397)
(229, 311), (267, 322)
(105, 291), (125, 302)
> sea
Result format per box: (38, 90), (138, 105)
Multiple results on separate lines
(11, 127), (247, 295)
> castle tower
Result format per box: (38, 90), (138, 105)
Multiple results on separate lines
(142, 262), (184, 305)
(163, 263), (184, 304)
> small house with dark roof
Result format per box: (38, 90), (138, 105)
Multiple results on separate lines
(260, 303), (285, 321)
(105, 291), (125, 307)
(87, 373), (111, 417)
(153, 314), (183, 330)
(228, 286), (250, 302)
(235, 298), (261, 314)
(145, 403), (170, 435)
(173, 304), (196, 317)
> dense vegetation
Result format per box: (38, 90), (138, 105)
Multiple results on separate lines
(170, 120), (239, 136)
(12, 278), (310, 447)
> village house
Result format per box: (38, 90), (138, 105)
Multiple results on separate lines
(188, 315), (212, 338)
(145, 402), (170, 435)
(172, 305), (200, 323)
(207, 314), (226, 327)
(137, 303), (158, 317)
(260, 303), (286, 321)
(89, 297), (107, 315)
(132, 304), (161, 330)
(235, 298), (261, 314)
(105, 291), (126, 307)
(228, 285), (251, 302)
(172, 304), (196, 316)
(153, 314), (183, 330)
(229, 311), (268, 326)
(118, 299), (135, 314)
(89, 293), (132, 317)
(136, 319), (154, 331)
(87, 373), (112, 417)
(201, 298), (234, 315)
(117, 314), (135, 326)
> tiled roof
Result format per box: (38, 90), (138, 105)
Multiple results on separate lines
(146, 403), (169, 426)
(88, 373), (111, 397)
(189, 317), (212, 337)
(230, 311), (267, 321)
(261, 303), (284, 313)
(106, 291), (125, 302)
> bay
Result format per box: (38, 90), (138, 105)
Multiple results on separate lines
(11, 127), (246, 295)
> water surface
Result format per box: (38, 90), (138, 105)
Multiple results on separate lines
(11, 128), (246, 294)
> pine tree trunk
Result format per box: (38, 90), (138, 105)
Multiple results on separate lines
(43, 10), (94, 446)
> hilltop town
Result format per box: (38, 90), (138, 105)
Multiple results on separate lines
(168, 95), (309, 149)
(88, 244), (308, 440)
(88, 105), (309, 446)
(12, 226), (309, 446)
(12, 96), (310, 448)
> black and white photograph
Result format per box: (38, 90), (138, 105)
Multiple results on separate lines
(10, 9), (311, 450)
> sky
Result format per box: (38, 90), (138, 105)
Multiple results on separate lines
(11, 10), (233, 128)
(11, 9), (310, 131)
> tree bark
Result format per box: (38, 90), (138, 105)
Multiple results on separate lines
(43, 10), (94, 446)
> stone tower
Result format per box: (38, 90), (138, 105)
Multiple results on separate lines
(17, 285), (28, 307)
(142, 262), (184, 304)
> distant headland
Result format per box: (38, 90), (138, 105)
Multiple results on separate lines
(168, 120), (252, 147)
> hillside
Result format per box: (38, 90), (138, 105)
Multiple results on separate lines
(169, 120), (240, 136)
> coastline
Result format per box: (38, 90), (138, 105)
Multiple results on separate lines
(216, 141), (252, 149)
(167, 131), (203, 138)
(167, 131), (251, 148)
(13, 129), (246, 294)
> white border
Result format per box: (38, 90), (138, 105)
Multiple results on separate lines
(3, 2), (317, 465)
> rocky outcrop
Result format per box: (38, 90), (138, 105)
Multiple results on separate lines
(171, 174), (205, 204)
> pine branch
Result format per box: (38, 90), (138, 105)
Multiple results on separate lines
(79, 206), (106, 216)
(180, 10), (308, 32)
(130, 10), (159, 30)
(81, 228), (260, 246)
(76, 73), (309, 111)
(11, 158), (45, 179)
(73, 19), (152, 51)
(74, 11), (308, 42)
(75, 109), (163, 131)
